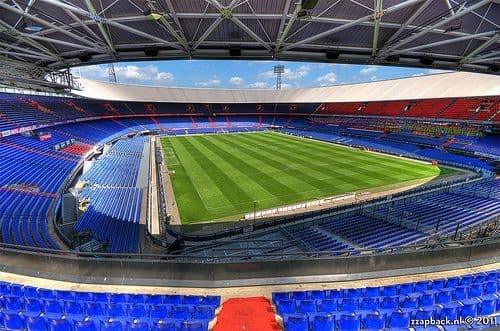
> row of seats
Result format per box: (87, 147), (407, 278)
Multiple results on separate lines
(0, 282), (220, 331)
(274, 270), (499, 331)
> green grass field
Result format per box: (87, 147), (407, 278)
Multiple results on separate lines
(161, 132), (453, 224)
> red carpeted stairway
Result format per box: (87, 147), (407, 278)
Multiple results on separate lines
(213, 297), (281, 331)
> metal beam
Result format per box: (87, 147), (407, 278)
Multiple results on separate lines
(0, 50), (53, 61)
(34, 13), (499, 46)
(205, 0), (272, 51)
(460, 31), (500, 64)
(0, 41), (57, 61)
(389, 31), (497, 55)
(371, 0), (383, 57)
(164, 0), (190, 51)
(467, 50), (500, 63)
(275, 0), (293, 45)
(379, 0), (492, 57)
(383, 0), (433, 46)
(0, 19), (62, 60)
(84, 0), (115, 53)
(282, 0), (425, 51)
(192, 17), (224, 50)
(276, 2), (300, 51)
(0, 1), (107, 52)
(36, 0), (185, 51)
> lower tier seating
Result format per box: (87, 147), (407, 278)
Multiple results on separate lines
(0, 282), (220, 331)
(273, 270), (499, 331)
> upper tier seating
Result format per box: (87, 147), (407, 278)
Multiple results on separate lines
(273, 270), (499, 331)
(0, 282), (220, 331)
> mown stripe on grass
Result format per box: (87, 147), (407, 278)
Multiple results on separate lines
(220, 134), (360, 193)
(198, 135), (308, 202)
(245, 133), (403, 184)
(188, 136), (279, 207)
(270, 132), (436, 176)
(168, 137), (231, 210)
(177, 136), (254, 208)
(260, 132), (437, 179)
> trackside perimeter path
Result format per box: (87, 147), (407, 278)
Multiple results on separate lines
(161, 132), (449, 224)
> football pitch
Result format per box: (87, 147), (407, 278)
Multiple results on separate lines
(161, 132), (452, 224)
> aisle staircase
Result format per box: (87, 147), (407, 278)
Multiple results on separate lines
(213, 297), (281, 331)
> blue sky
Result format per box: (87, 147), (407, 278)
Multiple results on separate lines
(75, 60), (447, 89)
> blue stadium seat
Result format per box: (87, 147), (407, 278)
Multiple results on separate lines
(183, 296), (201, 305)
(363, 313), (385, 331)
(478, 295), (496, 315)
(363, 287), (380, 298)
(318, 299), (337, 313)
(193, 306), (214, 320)
(339, 298), (358, 312)
(345, 288), (362, 299)
(277, 300), (297, 314)
(359, 297), (378, 311)
(164, 295), (182, 305)
(125, 321), (149, 331)
(48, 318), (72, 331)
(298, 300), (317, 313)
(128, 305), (147, 318)
(171, 305), (191, 319)
(312, 314), (335, 331)
(179, 321), (205, 331)
(308, 290), (325, 300)
(337, 314), (360, 331)
(2, 311), (25, 330)
(85, 302), (104, 316)
(291, 292), (307, 301)
(74, 320), (98, 331)
(152, 321), (176, 331)
(285, 315), (308, 331)
(101, 320), (123, 331)
(106, 303), (127, 317)
(388, 312), (411, 329)
(26, 316), (48, 331)
(149, 305), (169, 320)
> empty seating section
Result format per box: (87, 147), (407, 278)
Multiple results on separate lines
(0, 135), (80, 249)
(0, 283), (220, 331)
(0, 191), (59, 249)
(75, 136), (147, 253)
(439, 98), (482, 120)
(402, 99), (452, 118)
(281, 180), (499, 254)
(273, 270), (499, 331)
(317, 97), (498, 121)
(283, 124), (495, 171)
(75, 188), (142, 253)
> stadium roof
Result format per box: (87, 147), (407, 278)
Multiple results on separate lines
(75, 72), (500, 103)
(0, 0), (499, 91)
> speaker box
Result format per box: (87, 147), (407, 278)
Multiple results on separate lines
(421, 56), (434, 65)
(144, 47), (159, 57)
(301, 0), (319, 10)
(229, 45), (242, 57)
(326, 49), (340, 60)
(78, 53), (91, 62)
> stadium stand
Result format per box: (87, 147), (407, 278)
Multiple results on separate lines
(0, 283), (220, 331)
(273, 270), (499, 331)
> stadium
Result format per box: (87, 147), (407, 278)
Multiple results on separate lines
(0, 0), (499, 330)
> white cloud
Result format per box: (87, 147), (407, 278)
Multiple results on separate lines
(258, 65), (311, 81)
(281, 83), (292, 89)
(370, 75), (377, 81)
(76, 64), (174, 84)
(195, 79), (221, 87)
(247, 81), (270, 89)
(360, 67), (377, 75)
(155, 72), (174, 82)
(316, 72), (337, 87)
(229, 76), (244, 86)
